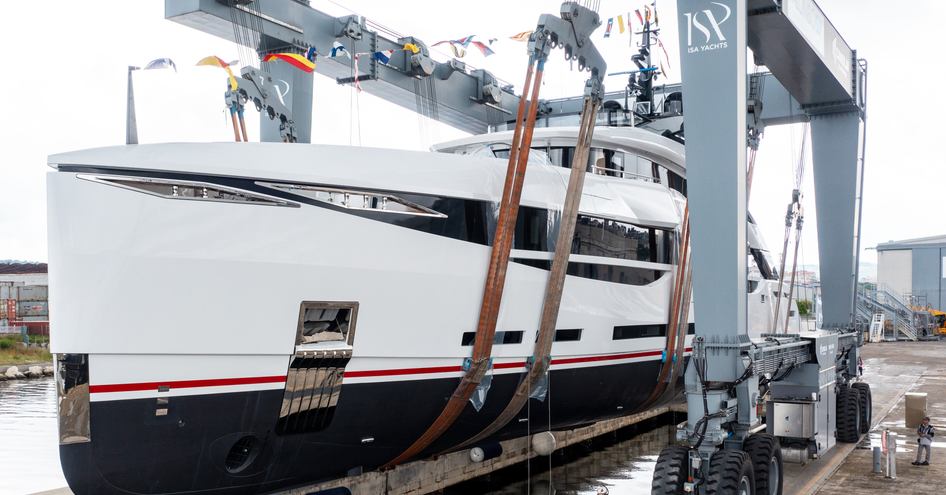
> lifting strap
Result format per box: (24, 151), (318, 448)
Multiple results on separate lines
(452, 93), (602, 450)
(640, 204), (691, 409)
(383, 57), (547, 469)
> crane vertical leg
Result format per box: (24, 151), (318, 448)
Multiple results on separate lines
(810, 112), (864, 330)
(260, 62), (313, 143)
(675, 0), (748, 382)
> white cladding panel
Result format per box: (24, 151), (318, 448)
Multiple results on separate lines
(877, 249), (912, 296)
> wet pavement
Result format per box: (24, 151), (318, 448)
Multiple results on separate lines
(814, 340), (946, 495)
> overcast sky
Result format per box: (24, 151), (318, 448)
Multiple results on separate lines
(1, 0), (943, 278)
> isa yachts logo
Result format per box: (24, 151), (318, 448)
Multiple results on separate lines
(683, 2), (732, 54)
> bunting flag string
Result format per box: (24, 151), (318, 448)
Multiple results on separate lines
(433, 35), (496, 58)
(196, 55), (239, 91)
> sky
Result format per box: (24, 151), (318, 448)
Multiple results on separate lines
(1, 0), (944, 279)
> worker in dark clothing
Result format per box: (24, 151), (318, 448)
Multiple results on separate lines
(912, 416), (935, 466)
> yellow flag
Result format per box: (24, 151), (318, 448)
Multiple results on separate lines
(403, 43), (421, 54)
(617, 15), (626, 34)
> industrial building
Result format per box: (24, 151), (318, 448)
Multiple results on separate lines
(876, 235), (946, 309)
(0, 261), (49, 336)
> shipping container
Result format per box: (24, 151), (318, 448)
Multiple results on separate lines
(16, 300), (48, 317)
(17, 285), (48, 301)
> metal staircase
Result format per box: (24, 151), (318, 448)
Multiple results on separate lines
(856, 285), (918, 341)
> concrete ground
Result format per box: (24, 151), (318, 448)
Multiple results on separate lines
(783, 340), (946, 495)
(812, 340), (946, 495)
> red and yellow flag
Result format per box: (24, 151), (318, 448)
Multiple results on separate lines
(262, 53), (316, 73)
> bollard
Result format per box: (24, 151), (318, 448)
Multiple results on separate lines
(885, 431), (897, 479)
(873, 446), (882, 473)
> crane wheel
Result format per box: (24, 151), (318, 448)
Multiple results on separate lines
(706, 450), (755, 495)
(743, 433), (783, 495)
(851, 382), (872, 433)
(837, 386), (862, 443)
(651, 445), (689, 495)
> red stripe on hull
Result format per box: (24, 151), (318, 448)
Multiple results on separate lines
(88, 347), (694, 392)
(89, 375), (287, 394)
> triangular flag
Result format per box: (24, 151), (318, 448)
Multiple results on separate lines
(509, 30), (532, 42)
(196, 55), (238, 91)
(617, 15), (626, 34)
(372, 49), (395, 64)
(330, 41), (350, 59)
(635, 9), (644, 25)
(604, 17), (614, 38)
(470, 41), (495, 56)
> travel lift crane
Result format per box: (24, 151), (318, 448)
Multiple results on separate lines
(649, 1), (868, 494)
(168, 1), (868, 493)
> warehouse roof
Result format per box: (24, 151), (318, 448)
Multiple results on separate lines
(0, 261), (47, 274)
(876, 234), (946, 251)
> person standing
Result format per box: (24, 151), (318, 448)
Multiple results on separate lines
(912, 416), (935, 466)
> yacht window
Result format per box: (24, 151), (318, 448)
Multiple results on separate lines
(461, 331), (524, 346)
(547, 147), (575, 168)
(652, 163), (669, 185)
(688, 323), (696, 335)
(612, 324), (667, 340)
(624, 155), (655, 181)
(514, 207), (560, 251)
(589, 148), (625, 176)
(512, 258), (665, 286)
(750, 247), (779, 280)
(553, 328), (583, 342)
(296, 302), (358, 345)
(667, 171), (687, 196)
(572, 214), (674, 264)
(492, 147), (551, 165)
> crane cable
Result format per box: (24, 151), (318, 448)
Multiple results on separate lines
(772, 123), (810, 332)
(383, 55), (547, 469)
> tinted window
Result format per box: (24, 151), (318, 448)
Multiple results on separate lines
(547, 147), (575, 168)
(590, 148), (625, 176)
(461, 331), (524, 346)
(668, 171), (687, 196)
(750, 247), (778, 280)
(612, 324), (667, 340)
(514, 207), (560, 251)
(554, 328), (583, 342)
(572, 214), (673, 264)
(512, 259), (664, 286)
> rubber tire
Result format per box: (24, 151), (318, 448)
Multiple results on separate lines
(652, 445), (689, 495)
(851, 382), (872, 433)
(706, 450), (756, 495)
(743, 433), (783, 495)
(837, 386), (862, 443)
